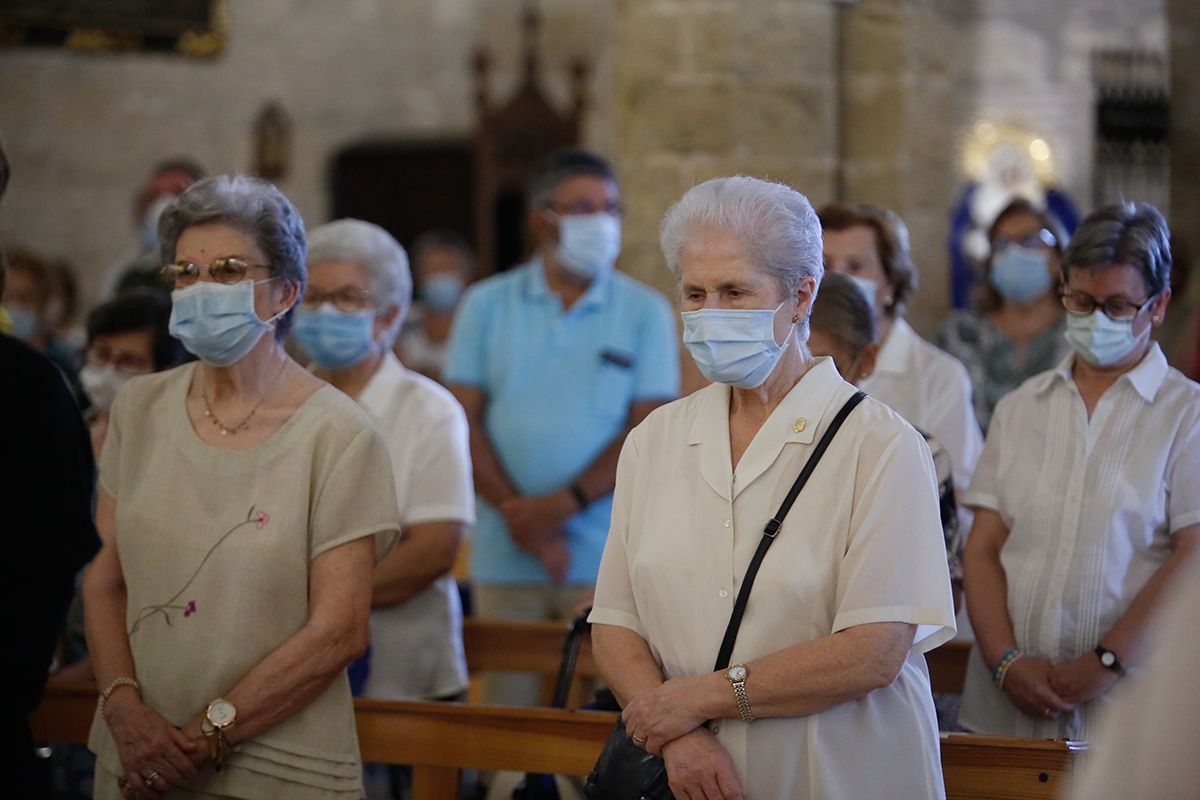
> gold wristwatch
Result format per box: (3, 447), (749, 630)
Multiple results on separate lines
(201, 698), (237, 771)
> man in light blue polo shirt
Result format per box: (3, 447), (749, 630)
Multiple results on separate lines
(445, 149), (679, 705)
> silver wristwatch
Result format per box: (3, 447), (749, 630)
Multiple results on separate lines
(726, 664), (754, 722)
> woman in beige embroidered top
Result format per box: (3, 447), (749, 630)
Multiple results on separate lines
(83, 175), (400, 800)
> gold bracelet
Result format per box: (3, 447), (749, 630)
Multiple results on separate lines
(97, 676), (142, 716)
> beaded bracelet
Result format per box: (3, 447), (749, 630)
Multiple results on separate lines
(992, 648), (1024, 688)
(97, 676), (142, 716)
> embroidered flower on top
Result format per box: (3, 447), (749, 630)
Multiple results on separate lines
(128, 505), (269, 637)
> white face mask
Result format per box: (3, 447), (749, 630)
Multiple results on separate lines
(682, 301), (792, 389)
(1064, 309), (1148, 367)
(80, 363), (145, 412)
(555, 212), (622, 279)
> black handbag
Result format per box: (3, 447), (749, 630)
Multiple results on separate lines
(583, 391), (867, 800)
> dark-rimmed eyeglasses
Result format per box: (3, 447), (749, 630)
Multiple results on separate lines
(1059, 290), (1156, 321)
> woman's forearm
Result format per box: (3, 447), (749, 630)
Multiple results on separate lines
(963, 514), (1018, 668)
(371, 522), (463, 608)
(591, 623), (666, 706)
(83, 551), (136, 696)
(1102, 527), (1198, 667)
(206, 536), (376, 745)
(216, 617), (365, 744)
(691, 622), (916, 721)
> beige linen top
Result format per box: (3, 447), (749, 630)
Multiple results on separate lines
(88, 363), (400, 799)
(590, 358), (957, 799)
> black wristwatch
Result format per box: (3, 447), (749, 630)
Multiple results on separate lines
(1094, 645), (1126, 677)
(569, 482), (590, 511)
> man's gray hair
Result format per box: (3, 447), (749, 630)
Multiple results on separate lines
(307, 219), (412, 346)
(1063, 202), (1171, 296)
(660, 176), (824, 334)
(159, 175), (307, 339)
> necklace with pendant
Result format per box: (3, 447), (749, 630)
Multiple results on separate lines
(201, 358), (288, 436)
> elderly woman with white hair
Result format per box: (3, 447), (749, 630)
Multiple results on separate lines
(84, 176), (400, 800)
(588, 177), (956, 800)
(294, 220), (474, 710)
(961, 202), (1200, 741)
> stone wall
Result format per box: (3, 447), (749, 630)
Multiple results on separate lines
(0, 0), (615, 306)
(610, 0), (1170, 337)
(1, 0), (1177, 330)
(611, 0), (837, 301)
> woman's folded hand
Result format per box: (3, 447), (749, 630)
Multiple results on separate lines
(1000, 657), (1075, 719)
(621, 674), (714, 756)
(105, 694), (200, 791)
(662, 727), (745, 800)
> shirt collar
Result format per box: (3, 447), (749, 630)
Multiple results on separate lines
(687, 357), (852, 500)
(522, 254), (613, 310)
(357, 350), (407, 416)
(873, 317), (917, 376)
(1036, 342), (1169, 403)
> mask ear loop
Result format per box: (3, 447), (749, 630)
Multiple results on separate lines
(254, 276), (295, 327)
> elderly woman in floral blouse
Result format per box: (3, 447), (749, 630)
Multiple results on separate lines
(84, 175), (400, 800)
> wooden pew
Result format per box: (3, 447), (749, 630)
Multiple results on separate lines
(463, 618), (974, 696)
(31, 683), (1082, 800)
(462, 618), (600, 707)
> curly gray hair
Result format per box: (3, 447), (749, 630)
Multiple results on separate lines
(159, 175), (307, 339)
(307, 219), (412, 346)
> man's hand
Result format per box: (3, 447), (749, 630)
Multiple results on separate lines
(500, 492), (577, 582)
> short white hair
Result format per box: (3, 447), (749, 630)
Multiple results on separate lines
(660, 176), (824, 334)
(306, 218), (412, 345)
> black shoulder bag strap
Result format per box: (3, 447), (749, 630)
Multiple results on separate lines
(712, 390), (867, 672)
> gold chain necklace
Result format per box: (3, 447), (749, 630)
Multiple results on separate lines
(200, 358), (288, 436)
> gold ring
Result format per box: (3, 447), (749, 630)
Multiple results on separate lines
(143, 770), (161, 785)
(632, 733), (648, 745)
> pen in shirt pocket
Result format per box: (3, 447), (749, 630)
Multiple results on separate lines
(599, 349), (635, 369)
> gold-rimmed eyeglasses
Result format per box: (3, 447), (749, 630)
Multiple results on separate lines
(160, 257), (273, 289)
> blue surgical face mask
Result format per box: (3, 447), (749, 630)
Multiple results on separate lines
(422, 274), (465, 313)
(682, 301), (791, 389)
(5, 304), (38, 341)
(169, 279), (284, 367)
(294, 304), (376, 370)
(1064, 309), (1146, 367)
(555, 212), (622, 279)
(990, 244), (1053, 305)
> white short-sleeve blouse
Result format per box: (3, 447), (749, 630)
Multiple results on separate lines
(590, 357), (957, 800)
(960, 344), (1200, 741)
